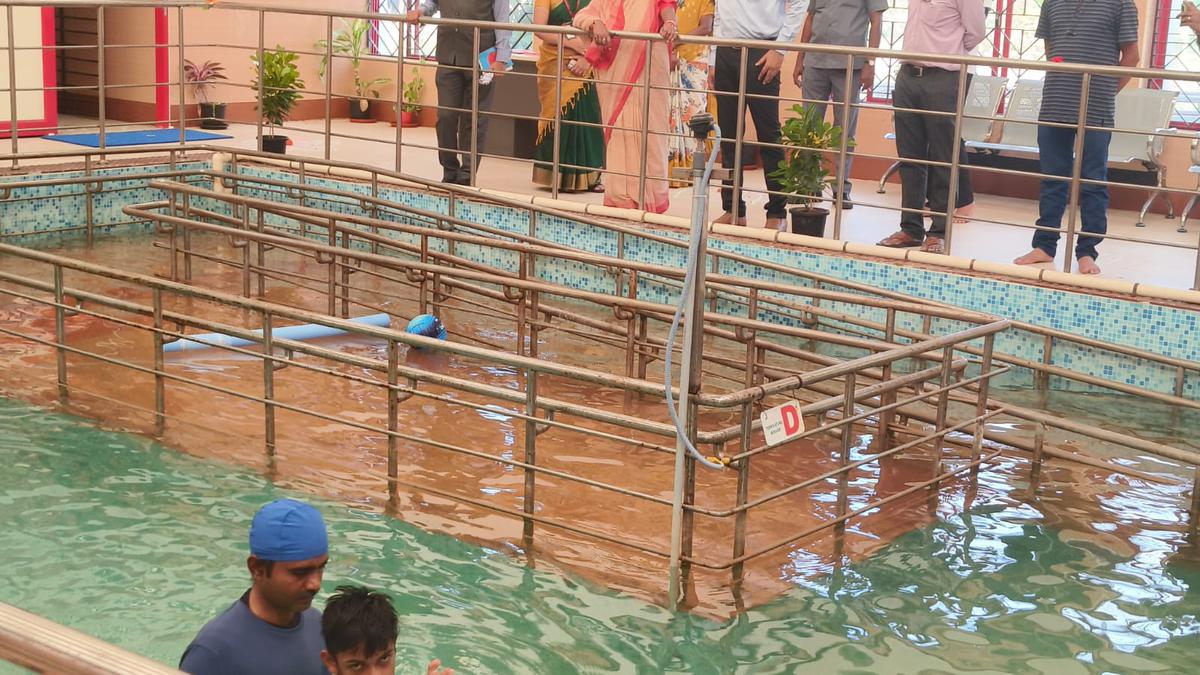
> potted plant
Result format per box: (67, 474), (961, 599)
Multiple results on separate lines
(183, 59), (228, 129)
(398, 71), (424, 128)
(316, 18), (392, 123)
(251, 46), (304, 154)
(769, 103), (846, 237)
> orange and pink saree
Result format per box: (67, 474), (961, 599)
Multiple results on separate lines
(573, 0), (675, 213)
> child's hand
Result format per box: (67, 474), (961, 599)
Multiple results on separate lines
(427, 658), (454, 675)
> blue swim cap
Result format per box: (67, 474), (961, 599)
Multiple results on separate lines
(248, 499), (328, 562)
(405, 314), (448, 341)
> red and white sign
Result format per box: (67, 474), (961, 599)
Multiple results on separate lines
(760, 400), (805, 447)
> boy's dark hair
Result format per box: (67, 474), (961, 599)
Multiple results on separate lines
(322, 585), (399, 658)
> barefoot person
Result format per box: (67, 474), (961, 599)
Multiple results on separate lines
(1012, 0), (1138, 275)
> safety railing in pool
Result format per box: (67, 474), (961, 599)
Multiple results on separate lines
(4, 145), (1198, 412)
(130, 176), (1200, 500)
(0, 601), (183, 674)
(3, 0), (1200, 283)
(0, 235), (1013, 603)
(2, 154), (1200, 600)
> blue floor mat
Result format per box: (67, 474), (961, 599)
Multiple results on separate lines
(44, 128), (233, 148)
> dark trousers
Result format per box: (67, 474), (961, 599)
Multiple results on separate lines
(435, 66), (495, 184)
(714, 46), (787, 219)
(894, 65), (974, 240)
(1033, 125), (1112, 260)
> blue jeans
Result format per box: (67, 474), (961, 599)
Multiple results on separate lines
(1033, 125), (1112, 261)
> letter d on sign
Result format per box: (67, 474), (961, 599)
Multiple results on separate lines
(760, 400), (806, 448)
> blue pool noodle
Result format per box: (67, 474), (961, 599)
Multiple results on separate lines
(163, 312), (392, 353)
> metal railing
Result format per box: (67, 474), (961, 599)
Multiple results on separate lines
(1, 144), (1198, 662)
(2, 1), (1200, 284)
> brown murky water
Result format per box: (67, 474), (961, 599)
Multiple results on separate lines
(1, 232), (1189, 618)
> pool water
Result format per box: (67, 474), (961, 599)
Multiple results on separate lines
(3, 398), (1199, 674)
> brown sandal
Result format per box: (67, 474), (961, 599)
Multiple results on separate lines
(877, 231), (921, 248)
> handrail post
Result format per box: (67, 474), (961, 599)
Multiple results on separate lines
(878, 307), (897, 451)
(831, 54), (854, 239)
(731, 401), (753, 582)
(387, 338), (400, 501)
(523, 368), (538, 543)
(930, 345), (954, 491)
(53, 264), (67, 402)
(262, 310), (276, 453)
(836, 372), (855, 529)
(153, 288), (165, 434)
(730, 47), (749, 224)
(469, 28), (481, 186)
(942, 67), (969, 254)
(324, 15), (334, 161)
(550, 39), (564, 200)
(177, 7), (186, 140)
(256, 10), (265, 151)
(84, 156), (95, 245)
(637, 37), (652, 209)
(1061, 73), (1092, 273)
(94, 7), (108, 157)
(6, 5), (17, 167)
(971, 334), (995, 469)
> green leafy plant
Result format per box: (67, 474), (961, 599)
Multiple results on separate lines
(183, 59), (227, 104)
(250, 46), (305, 135)
(769, 103), (847, 211)
(401, 71), (424, 114)
(316, 18), (392, 100)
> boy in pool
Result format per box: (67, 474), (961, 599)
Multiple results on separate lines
(320, 585), (453, 675)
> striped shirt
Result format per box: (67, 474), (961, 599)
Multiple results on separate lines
(1036, 0), (1138, 127)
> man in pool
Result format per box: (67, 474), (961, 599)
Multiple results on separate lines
(179, 498), (330, 675)
(321, 585), (453, 675)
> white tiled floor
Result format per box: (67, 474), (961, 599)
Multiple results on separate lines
(16, 114), (1200, 290)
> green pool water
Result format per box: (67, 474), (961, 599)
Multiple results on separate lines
(2, 397), (1199, 674)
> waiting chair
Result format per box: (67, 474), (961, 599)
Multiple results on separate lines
(877, 75), (1008, 193)
(1105, 88), (1178, 228)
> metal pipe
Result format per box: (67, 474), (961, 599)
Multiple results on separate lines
(53, 265), (68, 401)
(323, 15), (333, 160)
(523, 368), (538, 542)
(387, 338), (399, 499)
(1061, 73), (1092, 273)
(153, 288), (165, 433)
(261, 310), (276, 451)
(6, 5), (18, 166)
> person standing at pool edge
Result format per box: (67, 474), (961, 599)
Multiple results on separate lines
(1012, 0), (1138, 275)
(179, 498), (330, 675)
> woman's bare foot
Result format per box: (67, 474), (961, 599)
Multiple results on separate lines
(1013, 249), (1054, 265)
(1076, 256), (1101, 275)
(714, 211), (748, 226)
(953, 202), (975, 224)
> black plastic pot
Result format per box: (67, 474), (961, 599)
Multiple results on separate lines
(198, 102), (228, 130)
(261, 134), (288, 154)
(348, 97), (372, 122)
(789, 207), (829, 237)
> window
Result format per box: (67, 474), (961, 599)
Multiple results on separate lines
(870, 0), (1045, 102)
(1152, 0), (1200, 127)
(370, 0), (535, 59)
